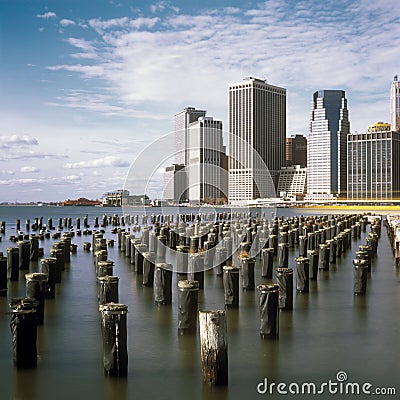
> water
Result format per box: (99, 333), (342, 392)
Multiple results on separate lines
(0, 206), (399, 399)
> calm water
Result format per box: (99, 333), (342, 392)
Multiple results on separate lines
(0, 206), (399, 400)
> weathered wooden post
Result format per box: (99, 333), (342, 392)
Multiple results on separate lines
(40, 258), (56, 298)
(261, 248), (274, 279)
(7, 247), (19, 281)
(222, 266), (239, 308)
(135, 244), (148, 274)
(99, 303), (128, 377)
(276, 268), (293, 310)
(257, 284), (279, 339)
(199, 310), (228, 386)
(0, 256), (7, 295)
(295, 257), (309, 293)
(299, 235), (308, 257)
(142, 252), (156, 287)
(353, 259), (368, 295)
(25, 272), (47, 324)
(214, 247), (227, 276)
(176, 245), (189, 279)
(50, 248), (64, 283)
(318, 243), (330, 271)
(278, 243), (289, 268)
(98, 276), (119, 305)
(156, 235), (167, 262)
(241, 256), (255, 290)
(18, 241), (30, 271)
(10, 298), (38, 369)
(178, 280), (199, 335)
(189, 253), (205, 289)
(29, 235), (39, 262)
(268, 234), (278, 256)
(97, 260), (114, 278)
(154, 263), (173, 305)
(307, 249), (319, 280)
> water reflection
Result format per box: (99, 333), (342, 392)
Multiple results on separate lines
(13, 367), (38, 400)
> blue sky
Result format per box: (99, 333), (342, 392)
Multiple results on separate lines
(0, 0), (399, 202)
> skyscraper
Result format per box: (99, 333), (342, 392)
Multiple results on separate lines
(390, 75), (400, 132)
(348, 122), (400, 200)
(307, 90), (350, 199)
(163, 164), (188, 204)
(228, 77), (286, 202)
(188, 117), (227, 204)
(174, 107), (206, 165)
(286, 134), (307, 167)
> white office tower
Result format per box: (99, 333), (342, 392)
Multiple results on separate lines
(188, 117), (227, 204)
(391, 75), (400, 132)
(228, 77), (286, 202)
(307, 90), (350, 199)
(174, 107), (206, 165)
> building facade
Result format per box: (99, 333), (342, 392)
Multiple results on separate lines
(307, 90), (350, 199)
(102, 190), (150, 206)
(277, 165), (307, 197)
(163, 164), (188, 204)
(174, 107), (206, 165)
(391, 75), (400, 132)
(286, 134), (307, 167)
(228, 77), (286, 202)
(188, 117), (227, 204)
(347, 122), (400, 200)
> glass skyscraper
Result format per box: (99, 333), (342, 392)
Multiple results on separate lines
(307, 90), (349, 199)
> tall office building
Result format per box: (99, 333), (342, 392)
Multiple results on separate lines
(307, 90), (350, 199)
(228, 77), (286, 202)
(286, 134), (307, 167)
(348, 122), (400, 200)
(163, 164), (188, 204)
(174, 107), (206, 165)
(391, 75), (400, 131)
(188, 117), (227, 204)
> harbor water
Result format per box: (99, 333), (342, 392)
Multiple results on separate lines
(0, 206), (399, 399)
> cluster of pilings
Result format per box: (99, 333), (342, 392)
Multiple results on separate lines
(5, 227), (76, 369)
(1, 210), (384, 385)
(352, 217), (381, 295)
(110, 211), (378, 385)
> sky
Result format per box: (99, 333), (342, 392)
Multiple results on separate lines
(0, 0), (399, 202)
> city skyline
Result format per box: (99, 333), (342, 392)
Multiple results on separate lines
(1, 0), (399, 202)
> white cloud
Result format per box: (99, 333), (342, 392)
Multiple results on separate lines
(0, 135), (38, 148)
(65, 175), (80, 181)
(88, 17), (129, 34)
(64, 155), (130, 169)
(1, 170), (15, 175)
(21, 166), (40, 173)
(60, 19), (75, 27)
(45, 1), (400, 133)
(130, 17), (160, 29)
(1, 151), (67, 161)
(37, 12), (57, 19)
(0, 178), (46, 185)
(47, 64), (104, 78)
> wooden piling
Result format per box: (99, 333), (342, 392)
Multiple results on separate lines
(199, 310), (228, 386)
(99, 303), (128, 377)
